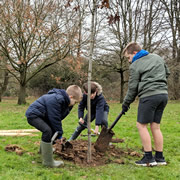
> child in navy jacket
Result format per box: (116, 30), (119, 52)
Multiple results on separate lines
(69, 82), (109, 141)
(26, 85), (82, 167)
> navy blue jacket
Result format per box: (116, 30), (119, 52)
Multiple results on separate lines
(78, 93), (109, 125)
(25, 88), (73, 136)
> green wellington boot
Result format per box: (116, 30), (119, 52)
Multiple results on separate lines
(41, 141), (64, 167)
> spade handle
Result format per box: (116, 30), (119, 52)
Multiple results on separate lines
(108, 112), (123, 132)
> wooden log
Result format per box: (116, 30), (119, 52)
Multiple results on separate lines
(0, 129), (39, 133)
(0, 132), (38, 136)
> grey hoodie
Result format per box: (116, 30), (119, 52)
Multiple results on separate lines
(123, 53), (170, 106)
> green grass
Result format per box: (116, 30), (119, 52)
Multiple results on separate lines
(0, 98), (180, 180)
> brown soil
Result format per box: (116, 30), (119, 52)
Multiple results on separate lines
(5, 139), (142, 167)
(54, 139), (141, 167)
(5, 144), (24, 156)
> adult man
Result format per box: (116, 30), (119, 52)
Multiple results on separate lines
(122, 42), (170, 166)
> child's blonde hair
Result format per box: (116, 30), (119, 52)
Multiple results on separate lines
(66, 85), (82, 102)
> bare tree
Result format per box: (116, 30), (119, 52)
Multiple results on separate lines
(160, 0), (180, 62)
(95, 0), (166, 102)
(95, 0), (142, 103)
(141, 0), (166, 51)
(158, 0), (180, 99)
(0, 0), (81, 104)
(68, 0), (89, 58)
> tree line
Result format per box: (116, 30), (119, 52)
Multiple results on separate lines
(0, 0), (179, 104)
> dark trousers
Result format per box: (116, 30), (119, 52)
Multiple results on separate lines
(82, 111), (108, 128)
(69, 111), (108, 141)
(27, 117), (54, 143)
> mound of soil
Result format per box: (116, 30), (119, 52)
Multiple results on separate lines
(54, 139), (141, 167)
(4, 139), (141, 167)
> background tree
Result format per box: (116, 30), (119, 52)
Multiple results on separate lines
(93, 0), (167, 102)
(0, 0), (81, 104)
(160, 0), (180, 62)
(28, 57), (88, 96)
(0, 0), (179, 102)
(159, 0), (180, 99)
(0, 55), (9, 102)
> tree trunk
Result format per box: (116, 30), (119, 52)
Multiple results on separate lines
(17, 65), (27, 105)
(0, 70), (9, 102)
(0, 92), (2, 102)
(177, 49), (180, 62)
(120, 71), (125, 103)
(18, 84), (26, 105)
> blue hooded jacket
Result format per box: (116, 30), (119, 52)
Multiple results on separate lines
(25, 88), (73, 136)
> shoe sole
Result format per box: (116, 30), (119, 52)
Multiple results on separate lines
(135, 162), (157, 167)
(157, 162), (167, 166)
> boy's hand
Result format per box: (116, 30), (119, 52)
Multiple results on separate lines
(79, 118), (84, 124)
(60, 138), (64, 144)
(94, 126), (99, 135)
(57, 136), (64, 144)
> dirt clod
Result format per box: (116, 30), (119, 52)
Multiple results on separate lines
(5, 144), (24, 155)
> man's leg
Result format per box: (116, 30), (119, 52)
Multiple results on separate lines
(150, 94), (168, 165)
(135, 122), (157, 166)
(136, 122), (152, 151)
(150, 122), (167, 165)
(135, 94), (168, 166)
(150, 122), (163, 151)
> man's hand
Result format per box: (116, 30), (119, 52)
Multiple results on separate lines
(122, 104), (130, 114)
(79, 118), (84, 124)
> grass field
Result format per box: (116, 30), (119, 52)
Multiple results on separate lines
(0, 98), (180, 180)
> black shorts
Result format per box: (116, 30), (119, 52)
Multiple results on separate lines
(138, 94), (168, 124)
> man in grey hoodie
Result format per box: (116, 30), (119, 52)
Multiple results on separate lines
(122, 42), (170, 167)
